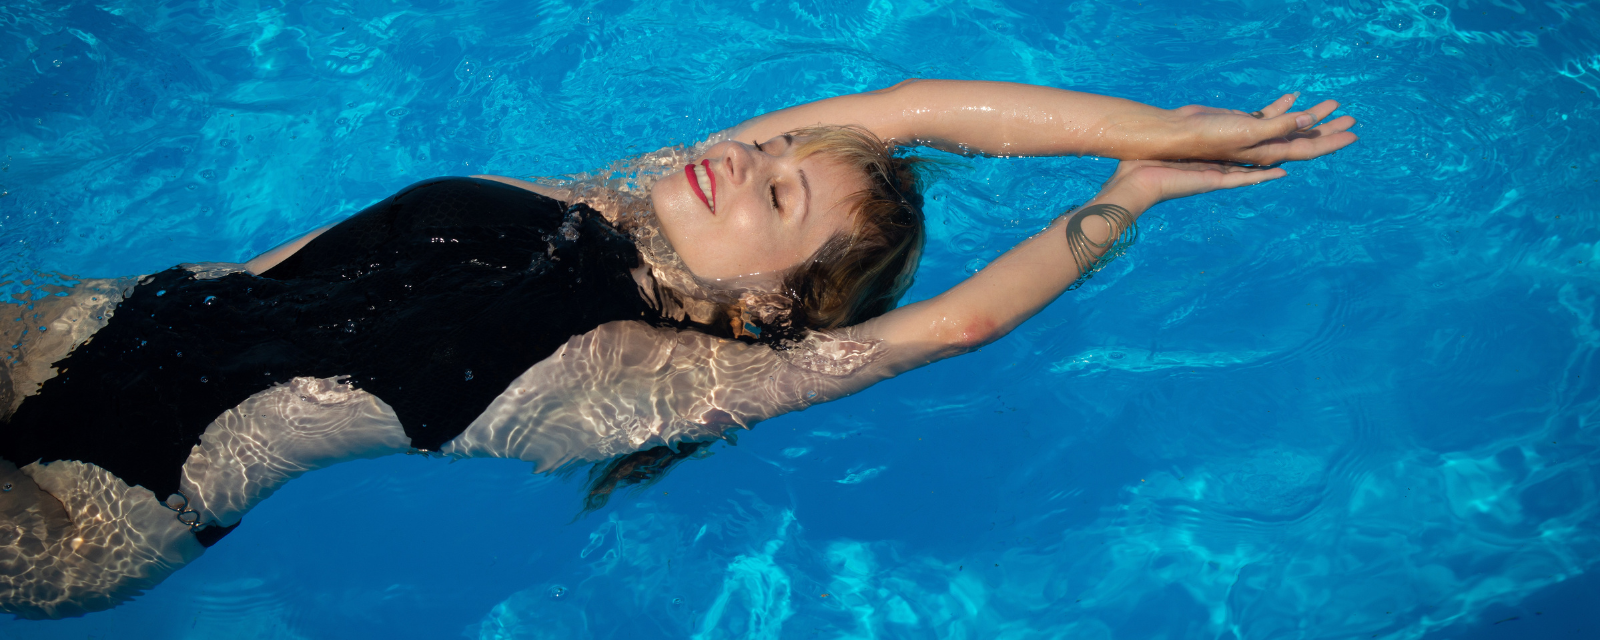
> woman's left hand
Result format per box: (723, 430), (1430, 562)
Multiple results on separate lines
(1168, 93), (1358, 165)
(1102, 158), (1289, 208)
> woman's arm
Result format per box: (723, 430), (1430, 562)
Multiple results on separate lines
(827, 96), (1356, 380)
(444, 147), (1352, 465)
(723, 80), (1355, 165)
(243, 224), (333, 275)
(441, 320), (877, 469)
(858, 158), (1288, 376)
(470, 174), (571, 201)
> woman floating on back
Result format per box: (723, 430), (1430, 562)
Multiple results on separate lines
(0, 80), (1355, 618)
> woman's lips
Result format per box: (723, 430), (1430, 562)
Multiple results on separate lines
(701, 159), (717, 206)
(685, 162), (715, 212)
(685, 160), (718, 213)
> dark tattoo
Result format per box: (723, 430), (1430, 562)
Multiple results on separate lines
(1064, 204), (1139, 290)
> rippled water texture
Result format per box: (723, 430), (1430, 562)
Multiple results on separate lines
(2, 0), (1598, 637)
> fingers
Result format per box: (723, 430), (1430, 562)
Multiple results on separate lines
(1219, 167), (1287, 189)
(1256, 97), (1342, 140)
(1284, 127), (1360, 159)
(1255, 93), (1299, 119)
(1310, 114), (1357, 136)
(1238, 129), (1359, 164)
(1296, 99), (1341, 126)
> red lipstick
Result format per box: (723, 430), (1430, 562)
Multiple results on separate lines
(685, 163), (713, 212)
(700, 159), (717, 204)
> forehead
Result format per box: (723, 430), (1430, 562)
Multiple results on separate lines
(797, 151), (870, 207)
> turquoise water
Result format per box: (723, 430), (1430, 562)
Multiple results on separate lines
(2, 0), (1598, 637)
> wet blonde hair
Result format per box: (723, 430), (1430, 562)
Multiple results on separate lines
(523, 126), (930, 345)
(733, 125), (931, 343)
(579, 126), (931, 515)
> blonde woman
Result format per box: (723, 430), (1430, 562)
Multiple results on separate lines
(0, 80), (1355, 618)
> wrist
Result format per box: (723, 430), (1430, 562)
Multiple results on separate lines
(1099, 106), (1192, 159)
(1091, 178), (1160, 213)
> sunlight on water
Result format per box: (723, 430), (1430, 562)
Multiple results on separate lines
(1, 0), (1597, 637)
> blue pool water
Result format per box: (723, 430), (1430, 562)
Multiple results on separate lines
(2, 0), (1598, 637)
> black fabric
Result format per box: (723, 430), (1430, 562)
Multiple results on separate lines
(193, 520), (240, 547)
(0, 177), (659, 505)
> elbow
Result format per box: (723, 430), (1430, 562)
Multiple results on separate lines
(935, 314), (1005, 355)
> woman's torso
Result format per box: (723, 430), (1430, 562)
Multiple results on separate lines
(0, 177), (660, 513)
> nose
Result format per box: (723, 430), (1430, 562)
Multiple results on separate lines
(722, 142), (759, 186)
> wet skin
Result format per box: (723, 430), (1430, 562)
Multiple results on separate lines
(649, 135), (868, 284)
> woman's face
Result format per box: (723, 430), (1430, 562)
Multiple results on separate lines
(651, 135), (867, 283)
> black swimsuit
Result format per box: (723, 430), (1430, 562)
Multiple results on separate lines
(0, 177), (663, 544)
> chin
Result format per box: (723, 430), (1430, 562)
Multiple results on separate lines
(648, 183), (701, 255)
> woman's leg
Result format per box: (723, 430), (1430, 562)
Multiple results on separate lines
(0, 457), (76, 618)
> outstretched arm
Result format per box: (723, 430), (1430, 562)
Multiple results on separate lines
(448, 152), (1350, 469)
(858, 158), (1291, 376)
(723, 79), (1355, 165)
(446, 107), (1354, 464)
(852, 96), (1354, 376)
(824, 95), (1356, 380)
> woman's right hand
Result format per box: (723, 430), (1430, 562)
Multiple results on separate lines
(1168, 93), (1359, 165)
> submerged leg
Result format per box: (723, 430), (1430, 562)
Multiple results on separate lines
(0, 458), (206, 619)
(0, 458), (79, 618)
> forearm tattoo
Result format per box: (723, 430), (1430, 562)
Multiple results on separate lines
(1063, 203), (1139, 291)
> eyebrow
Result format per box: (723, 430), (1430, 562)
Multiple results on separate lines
(798, 168), (812, 218)
(780, 133), (811, 217)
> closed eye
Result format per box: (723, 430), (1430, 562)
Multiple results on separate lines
(769, 184), (781, 211)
